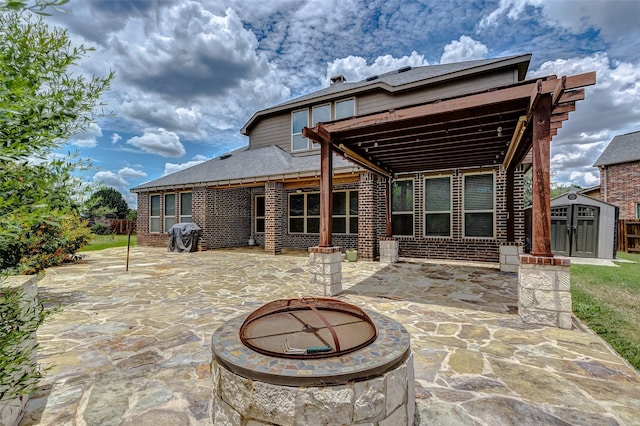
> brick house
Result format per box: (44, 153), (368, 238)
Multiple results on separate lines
(594, 130), (640, 219)
(132, 54), (593, 265)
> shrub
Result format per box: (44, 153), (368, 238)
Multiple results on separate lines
(90, 222), (111, 235)
(0, 285), (54, 401)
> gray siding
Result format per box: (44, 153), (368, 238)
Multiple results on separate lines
(249, 114), (290, 151)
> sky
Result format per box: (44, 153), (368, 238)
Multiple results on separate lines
(44, 0), (640, 208)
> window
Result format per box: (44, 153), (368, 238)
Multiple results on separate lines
(335, 98), (355, 119)
(292, 109), (309, 151)
(392, 179), (413, 236)
(150, 195), (160, 233)
(463, 173), (494, 238)
(332, 190), (358, 234)
(291, 99), (356, 152)
(311, 104), (331, 149)
(164, 194), (176, 231)
(289, 190), (358, 234)
(255, 195), (265, 233)
(637, 203), (640, 219)
(180, 192), (192, 223)
(424, 176), (451, 237)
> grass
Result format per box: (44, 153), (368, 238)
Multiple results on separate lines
(80, 234), (137, 252)
(571, 252), (640, 370)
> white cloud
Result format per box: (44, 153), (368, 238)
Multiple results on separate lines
(480, 0), (640, 41)
(163, 158), (208, 175)
(111, 133), (122, 144)
(440, 36), (489, 64)
(70, 123), (103, 148)
(93, 171), (129, 187)
(118, 167), (147, 179)
(126, 128), (186, 158)
(324, 52), (429, 86)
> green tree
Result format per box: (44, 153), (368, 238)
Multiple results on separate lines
(0, 12), (113, 274)
(0, 0), (67, 14)
(86, 187), (130, 220)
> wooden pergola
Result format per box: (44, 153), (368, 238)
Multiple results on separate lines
(303, 71), (596, 256)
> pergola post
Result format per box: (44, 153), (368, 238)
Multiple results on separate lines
(303, 130), (342, 296)
(319, 139), (333, 247)
(379, 176), (399, 263)
(518, 93), (572, 329)
(530, 94), (553, 257)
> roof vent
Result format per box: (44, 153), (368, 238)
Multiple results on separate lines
(330, 74), (347, 85)
(219, 154), (232, 160)
(365, 75), (379, 81)
(397, 66), (412, 73)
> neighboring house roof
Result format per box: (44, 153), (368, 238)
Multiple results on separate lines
(240, 54), (531, 135)
(593, 130), (640, 166)
(131, 145), (358, 192)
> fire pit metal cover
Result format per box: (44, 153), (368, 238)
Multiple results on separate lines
(239, 297), (377, 359)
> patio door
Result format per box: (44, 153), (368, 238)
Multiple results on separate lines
(551, 204), (599, 257)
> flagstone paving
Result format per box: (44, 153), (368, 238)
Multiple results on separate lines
(19, 247), (640, 425)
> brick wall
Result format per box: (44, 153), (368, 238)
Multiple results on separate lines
(136, 165), (525, 263)
(207, 187), (252, 249)
(602, 161), (640, 220)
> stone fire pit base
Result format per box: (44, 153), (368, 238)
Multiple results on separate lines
(212, 352), (415, 425)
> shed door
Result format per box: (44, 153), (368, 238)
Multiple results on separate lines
(550, 204), (599, 258)
(572, 205), (599, 257)
(551, 206), (569, 256)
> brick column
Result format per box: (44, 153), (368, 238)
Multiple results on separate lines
(358, 172), (377, 259)
(264, 182), (283, 255)
(192, 187), (207, 250)
(518, 254), (572, 329)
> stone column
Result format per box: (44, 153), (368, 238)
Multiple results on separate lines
(379, 237), (399, 264)
(308, 246), (342, 296)
(357, 172), (377, 260)
(264, 182), (283, 255)
(499, 243), (522, 273)
(518, 254), (572, 329)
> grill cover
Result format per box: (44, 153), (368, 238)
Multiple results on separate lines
(167, 222), (202, 252)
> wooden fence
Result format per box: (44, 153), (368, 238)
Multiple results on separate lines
(110, 219), (136, 234)
(618, 220), (640, 253)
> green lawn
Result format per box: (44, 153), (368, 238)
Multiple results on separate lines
(571, 252), (640, 370)
(80, 234), (137, 252)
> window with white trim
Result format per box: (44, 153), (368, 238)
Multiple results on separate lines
(424, 176), (451, 237)
(255, 195), (265, 233)
(290, 98), (356, 152)
(291, 109), (309, 151)
(288, 190), (358, 234)
(164, 193), (176, 231)
(150, 194), (161, 233)
(392, 179), (414, 236)
(463, 173), (495, 238)
(179, 192), (192, 223)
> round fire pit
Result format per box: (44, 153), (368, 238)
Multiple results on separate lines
(239, 297), (377, 359)
(211, 298), (415, 425)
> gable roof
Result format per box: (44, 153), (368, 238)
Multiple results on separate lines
(241, 54), (531, 135)
(593, 130), (640, 167)
(130, 145), (357, 192)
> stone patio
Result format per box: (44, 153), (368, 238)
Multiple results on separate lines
(18, 246), (640, 425)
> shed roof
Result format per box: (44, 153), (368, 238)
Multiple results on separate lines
(130, 145), (357, 192)
(593, 130), (640, 167)
(241, 54), (531, 135)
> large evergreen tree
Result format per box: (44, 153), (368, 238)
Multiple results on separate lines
(86, 187), (130, 220)
(0, 12), (113, 274)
